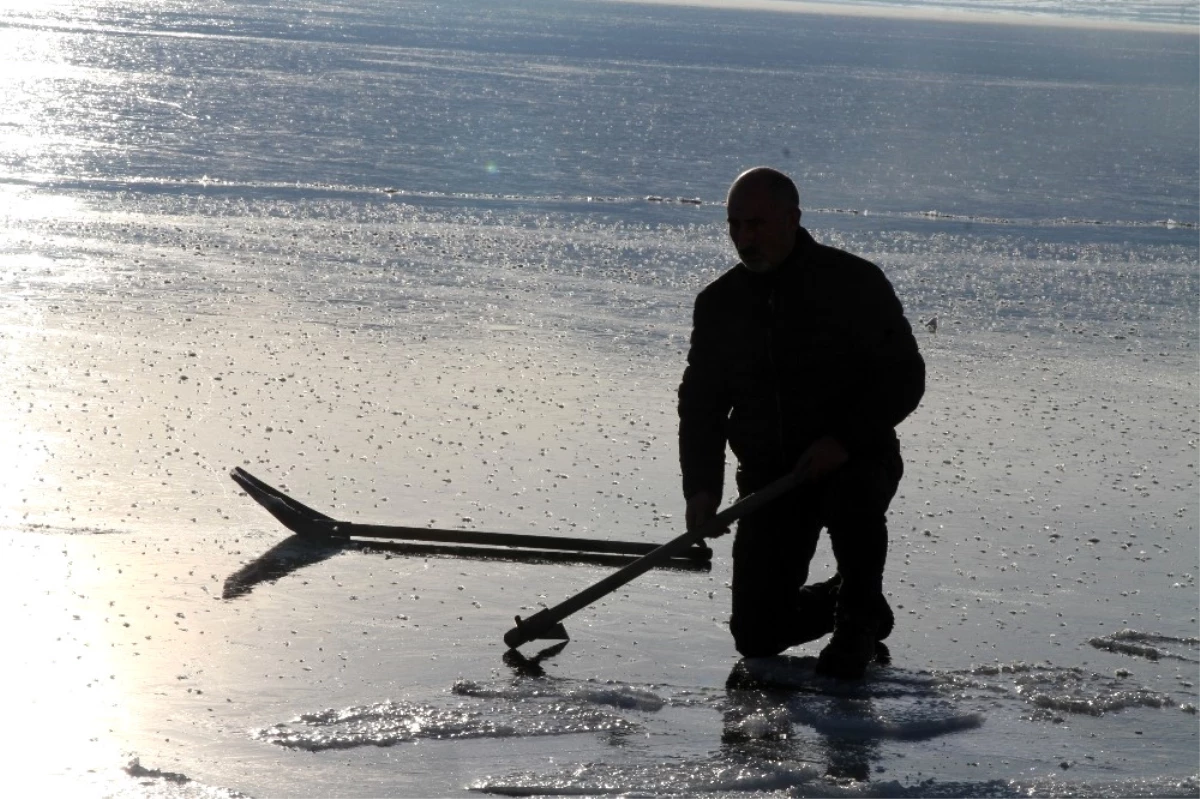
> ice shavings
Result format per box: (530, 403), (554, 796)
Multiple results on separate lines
(257, 676), (674, 752)
(724, 704), (794, 742)
(471, 757), (822, 796)
(473, 749), (1199, 797)
(556, 772), (1198, 799)
(1087, 629), (1200, 662)
(1025, 687), (1173, 717)
(255, 698), (638, 751)
(937, 661), (1184, 720)
(453, 677), (672, 711)
(571, 684), (668, 711)
(866, 776), (1200, 798)
(1009, 774), (1200, 799)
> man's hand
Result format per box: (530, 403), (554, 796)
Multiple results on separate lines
(685, 491), (728, 537)
(793, 435), (850, 482)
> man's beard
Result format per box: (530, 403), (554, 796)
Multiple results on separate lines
(738, 249), (774, 273)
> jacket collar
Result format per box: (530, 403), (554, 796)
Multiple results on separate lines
(740, 226), (814, 284)
(782, 226), (817, 272)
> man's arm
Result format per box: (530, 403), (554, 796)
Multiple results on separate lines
(678, 288), (733, 522)
(792, 434), (850, 482)
(685, 490), (723, 533)
(825, 265), (926, 458)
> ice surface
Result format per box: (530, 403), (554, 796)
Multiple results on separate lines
(120, 758), (248, 798)
(1, 0), (1196, 797)
(610, 0), (1199, 31)
(256, 698), (640, 751)
(455, 678), (671, 711)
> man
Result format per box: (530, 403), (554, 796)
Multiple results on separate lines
(678, 167), (925, 679)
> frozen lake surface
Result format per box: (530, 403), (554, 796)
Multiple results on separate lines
(1, 1), (1196, 796)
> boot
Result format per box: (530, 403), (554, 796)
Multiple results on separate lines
(874, 593), (895, 642)
(815, 605), (880, 680)
(800, 575), (894, 643)
(793, 575), (895, 644)
(794, 573), (843, 641)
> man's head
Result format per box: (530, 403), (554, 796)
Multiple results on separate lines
(726, 167), (802, 273)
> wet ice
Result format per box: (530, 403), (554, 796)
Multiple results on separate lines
(2, 0), (1196, 797)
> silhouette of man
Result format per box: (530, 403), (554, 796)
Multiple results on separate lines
(678, 167), (925, 678)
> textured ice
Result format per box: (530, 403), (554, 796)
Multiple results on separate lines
(255, 676), (684, 751)
(256, 697), (639, 751)
(477, 769), (1200, 798)
(262, 664), (999, 755)
(1004, 775), (1200, 799)
(472, 757), (823, 796)
(453, 677), (669, 711)
(615, 0), (1199, 30)
(936, 660), (1192, 719)
(120, 758), (249, 798)
(476, 773), (1200, 798)
(1087, 629), (1200, 662)
(724, 657), (986, 744)
(839, 0), (1199, 28)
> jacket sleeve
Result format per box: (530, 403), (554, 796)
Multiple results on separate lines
(826, 265), (925, 457)
(678, 287), (733, 500)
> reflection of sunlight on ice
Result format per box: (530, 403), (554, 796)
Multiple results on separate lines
(605, 0), (1196, 31)
(0, 0), (74, 11)
(0, 1), (135, 185)
(0, 18), (63, 182)
(0, 184), (81, 221)
(0, 326), (49, 528)
(0, 536), (125, 793)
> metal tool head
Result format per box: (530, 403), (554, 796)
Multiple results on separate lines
(504, 614), (570, 649)
(536, 622), (569, 640)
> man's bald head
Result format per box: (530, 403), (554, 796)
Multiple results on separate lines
(726, 167), (802, 273)
(728, 167), (801, 211)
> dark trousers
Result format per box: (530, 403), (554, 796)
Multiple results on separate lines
(729, 452), (901, 657)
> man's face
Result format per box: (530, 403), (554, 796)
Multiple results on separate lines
(726, 182), (800, 273)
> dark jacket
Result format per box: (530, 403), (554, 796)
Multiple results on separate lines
(678, 227), (925, 499)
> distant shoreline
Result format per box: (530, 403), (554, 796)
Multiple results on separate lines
(602, 0), (1199, 35)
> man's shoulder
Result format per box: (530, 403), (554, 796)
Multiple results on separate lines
(802, 236), (895, 295)
(805, 235), (881, 275)
(697, 263), (750, 302)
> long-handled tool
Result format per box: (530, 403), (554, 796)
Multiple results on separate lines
(503, 471), (801, 649)
(231, 467), (712, 563)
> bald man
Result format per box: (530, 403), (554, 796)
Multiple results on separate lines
(678, 167), (925, 678)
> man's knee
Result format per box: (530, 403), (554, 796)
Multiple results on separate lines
(730, 588), (837, 657)
(730, 615), (790, 658)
